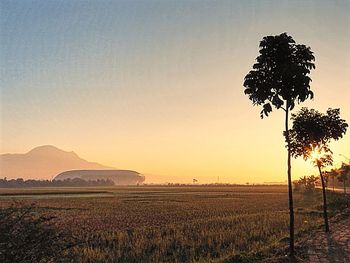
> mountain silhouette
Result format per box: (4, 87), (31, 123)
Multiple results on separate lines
(0, 145), (112, 180)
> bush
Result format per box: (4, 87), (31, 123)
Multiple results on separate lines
(327, 192), (350, 214)
(0, 203), (76, 263)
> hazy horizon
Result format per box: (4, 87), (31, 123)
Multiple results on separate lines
(0, 144), (287, 184)
(1, 0), (349, 184)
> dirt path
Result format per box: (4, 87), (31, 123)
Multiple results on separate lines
(306, 217), (350, 263)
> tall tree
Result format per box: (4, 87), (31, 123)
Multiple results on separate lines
(289, 108), (348, 232)
(243, 33), (315, 256)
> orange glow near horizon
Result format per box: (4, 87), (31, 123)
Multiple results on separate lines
(1, 1), (350, 184)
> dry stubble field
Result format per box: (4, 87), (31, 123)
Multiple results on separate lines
(0, 186), (332, 262)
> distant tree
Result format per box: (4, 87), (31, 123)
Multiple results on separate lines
(289, 107), (348, 232)
(323, 171), (329, 190)
(0, 178), (115, 188)
(243, 32), (315, 256)
(325, 169), (338, 192)
(294, 175), (319, 193)
(294, 176), (307, 192)
(306, 175), (319, 192)
(338, 163), (350, 194)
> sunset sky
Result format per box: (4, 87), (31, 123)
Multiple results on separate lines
(1, 0), (349, 183)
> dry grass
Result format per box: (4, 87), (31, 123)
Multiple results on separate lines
(0, 186), (326, 262)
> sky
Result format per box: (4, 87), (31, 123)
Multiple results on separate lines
(1, 0), (349, 183)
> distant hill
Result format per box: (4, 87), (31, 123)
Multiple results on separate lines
(0, 145), (112, 180)
(54, 170), (145, 185)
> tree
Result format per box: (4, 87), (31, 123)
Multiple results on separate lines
(338, 163), (350, 194)
(294, 175), (319, 193)
(296, 176), (308, 192)
(323, 171), (329, 190)
(326, 169), (338, 192)
(243, 33), (315, 256)
(289, 107), (348, 232)
(306, 175), (319, 192)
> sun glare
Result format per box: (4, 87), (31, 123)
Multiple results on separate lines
(310, 147), (322, 161)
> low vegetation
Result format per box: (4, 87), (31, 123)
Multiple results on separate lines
(1, 186), (348, 262)
(0, 178), (115, 188)
(0, 203), (75, 263)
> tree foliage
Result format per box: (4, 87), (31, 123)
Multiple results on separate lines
(0, 177), (115, 188)
(326, 169), (339, 180)
(243, 33), (315, 118)
(288, 107), (348, 166)
(338, 163), (350, 192)
(339, 163), (350, 179)
(293, 175), (319, 193)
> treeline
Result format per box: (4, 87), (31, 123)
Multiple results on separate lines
(0, 178), (115, 188)
(293, 175), (319, 193)
(294, 163), (350, 193)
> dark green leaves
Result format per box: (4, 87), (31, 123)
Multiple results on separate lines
(243, 33), (315, 117)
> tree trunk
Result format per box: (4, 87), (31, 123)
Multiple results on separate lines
(285, 106), (295, 257)
(318, 165), (329, 232)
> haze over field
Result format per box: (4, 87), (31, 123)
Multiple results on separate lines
(1, 0), (349, 183)
(0, 145), (111, 180)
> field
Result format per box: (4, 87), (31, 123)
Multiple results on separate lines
(0, 185), (341, 262)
